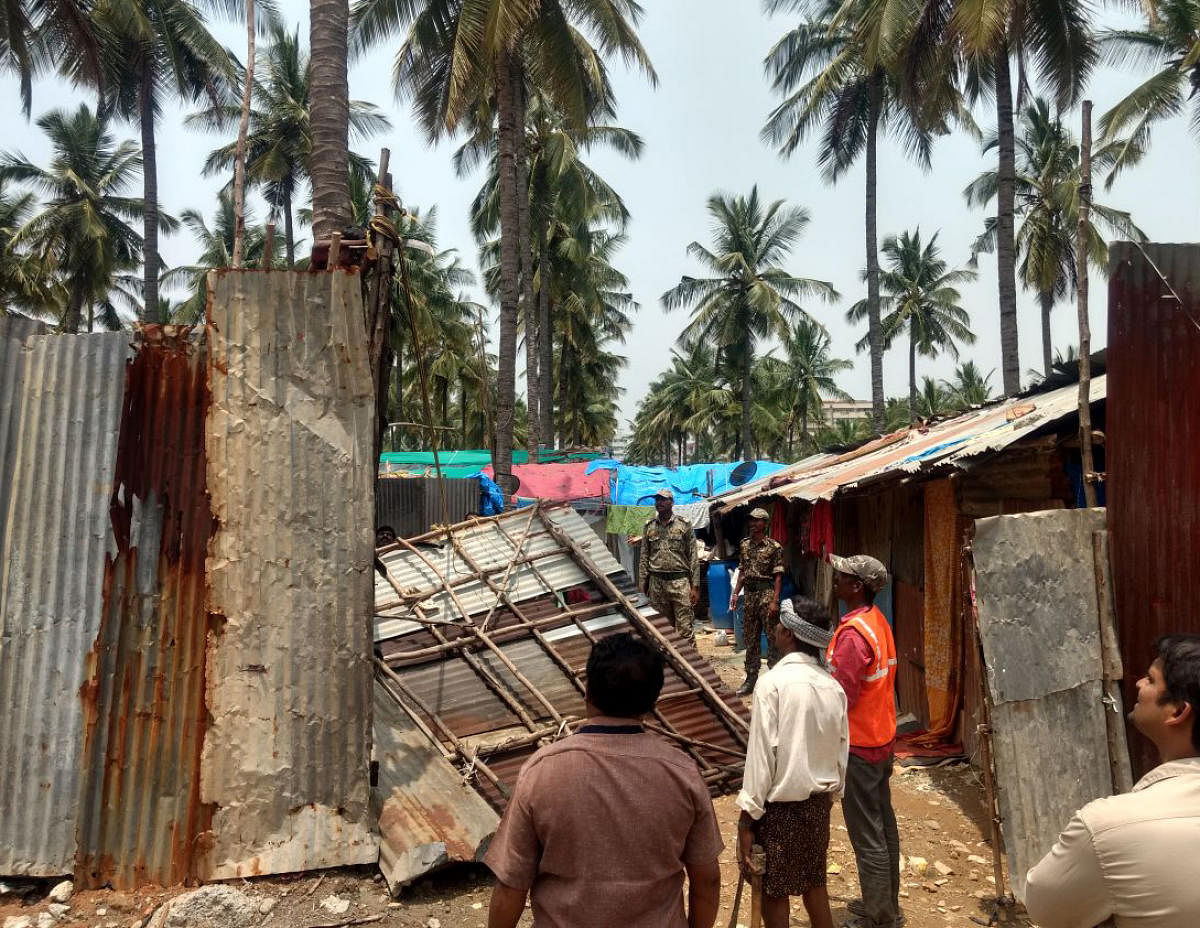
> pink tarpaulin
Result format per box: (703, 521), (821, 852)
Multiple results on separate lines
(482, 462), (610, 501)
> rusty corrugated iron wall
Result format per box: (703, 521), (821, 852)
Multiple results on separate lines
(0, 331), (132, 876)
(1108, 243), (1200, 775)
(76, 327), (214, 888)
(200, 270), (377, 879)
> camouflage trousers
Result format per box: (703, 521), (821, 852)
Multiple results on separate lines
(743, 586), (780, 677)
(648, 575), (695, 641)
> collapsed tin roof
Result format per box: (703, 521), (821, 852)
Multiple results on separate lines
(371, 504), (749, 893)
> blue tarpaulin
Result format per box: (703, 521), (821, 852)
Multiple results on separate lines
(586, 460), (788, 505)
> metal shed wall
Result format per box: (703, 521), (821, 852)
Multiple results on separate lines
(200, 270), (377, 878)
(75, 327), (214, 888)
(376, 477), (481, 538)
(0, 332), (131, 876)
(1107, 242), (1200, 776)
(0, 315), (47, 551)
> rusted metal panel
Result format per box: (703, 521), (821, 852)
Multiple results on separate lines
(375, 477), (481, 538)
(1107, 243), (1200, 776)
(973, 508), (1130, 903)
(0, 331), (131, 876)
(373, 676), (499, 894)
(892, 580), (928, 727)
(75, 326), (213, 889)
(200, 270), (377, 879)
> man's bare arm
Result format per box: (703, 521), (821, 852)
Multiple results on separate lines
(487, 881), (528, 928)
(685, 857), (721, 928)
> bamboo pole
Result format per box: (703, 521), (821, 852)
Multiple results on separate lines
(375, 661), (507, 795)
(1093, 530), (1133, 794)
(540, 517), (749, 745)
(1076, 100), (1098, 508)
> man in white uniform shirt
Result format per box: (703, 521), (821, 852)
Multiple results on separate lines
(737, 596), (849, 928)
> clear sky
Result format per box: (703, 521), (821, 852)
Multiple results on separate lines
(2, 0), (1197, 427)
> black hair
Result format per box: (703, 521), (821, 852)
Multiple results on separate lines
(1155, 634), (1200, 752)
(787, 596), (832, 660)
(585, 632), (665, 718)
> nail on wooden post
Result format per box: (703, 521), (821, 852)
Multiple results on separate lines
(329, 231), (341, 269)
(264, 223), (275, 270)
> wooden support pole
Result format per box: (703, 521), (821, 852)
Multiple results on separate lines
(328, 231), (341, 269)
(1076, 100), (1098, 508)
(1093, 530), (1133, 794)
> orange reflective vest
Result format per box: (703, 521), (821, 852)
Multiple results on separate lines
(826, 605), (898, 748)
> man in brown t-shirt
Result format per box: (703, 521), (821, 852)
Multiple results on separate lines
(485, 633), (723, 928)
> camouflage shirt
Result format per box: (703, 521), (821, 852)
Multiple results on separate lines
(639, 514), (699, 585)
(738, 535), (784, 581)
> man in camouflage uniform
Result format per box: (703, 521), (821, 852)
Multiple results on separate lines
(729, 507), (784, 695)
(638, 488), (699, 641)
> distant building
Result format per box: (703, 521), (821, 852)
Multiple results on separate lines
(822, 398), (873, 423)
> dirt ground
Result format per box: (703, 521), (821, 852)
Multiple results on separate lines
(1, 629), (1033, 928)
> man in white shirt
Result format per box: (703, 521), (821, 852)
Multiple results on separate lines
(1025, 633), (1200, 928)
(737, 596), (849, 928)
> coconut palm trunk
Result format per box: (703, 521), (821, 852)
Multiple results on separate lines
(140, 68), (160, 322)
(309, 0), (350, 243)
(908, 328), (918, 423)
(865, 71), (885, 431)
(493, 50), (522, 484)
(232, 0), (255, 268)
(538, 259), (554, 448)
(283, 189), (295, 267)
(995, 43), (1020, 395)
(741, 345), (753, 459)
(1039, 288), (1054, 377)
(511, 60), (540, 455)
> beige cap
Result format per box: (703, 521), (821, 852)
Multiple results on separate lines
(830, 553), (889, 593)
(749, 507), (769, 520)
(655, 488), (674, 500)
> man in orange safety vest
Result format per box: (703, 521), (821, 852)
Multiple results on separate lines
(826, 554), (900, 928)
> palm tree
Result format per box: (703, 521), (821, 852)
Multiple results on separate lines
(88, 0), (235, 322)
(350, 0), (655, 482)
(0, 179), (57, 314)
(964, 97), (1145, 377)
(189, 25), (391, 266)
(943, 360), (994, 409)
(779, 316), (852, 456)
(160, 189), (281, 322)
(848, 229), (975, 422)
(930, 0), (1097, 395)
(819, 416), (870, 449)
(1, 104), (157, 332)
(309, 0), (350, 243)
(662, 187), (836, 459)
(1100, 0), (1200, 173)
(456, 95), (643, 451)
(0, 0), (104, 113)
(762, 0), (960, 432)
(915, 375), (955, 419)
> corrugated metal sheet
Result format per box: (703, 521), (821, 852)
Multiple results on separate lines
(0, 331), (131, 876)
(200, 270), (377, 879)
(1107, 243), (1200, 777)
(376, 477), (481, 538)
(0, 315), (47, 550)
(973, 508), (1130, 903)
(372, 505), (749, 888)
(75, 326), (213, 889)
(713, 377), (1105, 510)
(374, 506), (622, 637)
(372, 676), (498, 894)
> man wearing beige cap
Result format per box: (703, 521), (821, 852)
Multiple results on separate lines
(729, 507), (784, 695)
(638, 488), (700, 641)
(827, 553), (900, 928)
